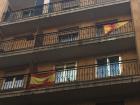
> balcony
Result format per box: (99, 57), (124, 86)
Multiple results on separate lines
(2, 0), (130, 23)
(0, 59), (140, 105)
(0, 20), (135, 68)
(0, 0), (130, 36)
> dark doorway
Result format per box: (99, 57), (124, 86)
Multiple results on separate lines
(34, 0), (44, 16)
(35, 33), (44, 47)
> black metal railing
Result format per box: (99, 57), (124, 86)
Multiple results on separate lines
(0, 20), (134, 53)
(2, 0), (126, 22)
(0, 59), (140, 92)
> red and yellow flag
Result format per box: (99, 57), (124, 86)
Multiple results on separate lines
(29, 70), (55, 89)
(104, 21), (128, 34)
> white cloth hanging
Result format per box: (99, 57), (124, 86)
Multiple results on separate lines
(44, 0), (50, 4)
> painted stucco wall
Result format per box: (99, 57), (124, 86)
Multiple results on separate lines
(0, 0), (9, 22)
(131, 0), (140, 61)
(125, 98), (140, 105)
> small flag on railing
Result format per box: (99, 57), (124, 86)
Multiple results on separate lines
(28, 70), (55, 89)
(104, 21), (128, 34)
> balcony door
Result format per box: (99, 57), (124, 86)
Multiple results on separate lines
(34, 0), (44, 15)
(55, 62), (77, 83)
(1, 75), (25, 91)
(62, 0), (80, 10)
(35, 33), (44, 47)
(4, 7), (12, 22)
(96, 56), (121, 78)
(58, 26), (79, 43)
(43, 0), (51, 13)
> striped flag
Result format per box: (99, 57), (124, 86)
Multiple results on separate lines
(29, 70), (55, 89)
(104, 21), (128, 34)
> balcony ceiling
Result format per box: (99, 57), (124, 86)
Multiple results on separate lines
(0, 34), (135, 68)
(8, 0), (35, 11)
(0, 1), (131, 37)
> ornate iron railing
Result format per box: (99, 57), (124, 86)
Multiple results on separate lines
(0, 20), (134, 53)
(2, 0), (128, 22)
(0, 59), (139, 92)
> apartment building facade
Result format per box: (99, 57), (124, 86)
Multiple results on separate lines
(0, 0), (140, 105)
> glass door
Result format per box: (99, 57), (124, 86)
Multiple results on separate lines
(34, 0), (44, 15)
(96, 56), (121, 79)
(96, 58), (108, 78)
(109, 56), (120, 76)
(95, 25), (104, 37)
(55, 62), (77, 83)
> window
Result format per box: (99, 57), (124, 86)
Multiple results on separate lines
(34, 0), (45, 15)
(96, 56), (121, 78)
(1, 75), (24, 91)
(58, 26), (79, 43)
(55, 62), (77, 83)
(43, 0), (52, 13)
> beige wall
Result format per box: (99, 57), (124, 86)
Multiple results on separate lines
(1, 15), (131, 51)
(32, 50), (137, 82)
(42, 15), (131, 46)
(4, 66), (30, 76)
(68, 102), (96, 105)
(2, 14), (129, 50)
(43, 15), (131, 33)
(125, 98), (140, 105)
(77, 50), (137, 81)
(0, 0), (9, 22)
(78, 50), (137, 66)
(0, 50), (138, 89)
(131, 0), (140, 61)
(0, 65), (30, 77)
(0, 14), (134, 76)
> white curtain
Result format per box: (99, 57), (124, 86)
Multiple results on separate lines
(44, 0), (50, 4)
(43, 0), (50, 14)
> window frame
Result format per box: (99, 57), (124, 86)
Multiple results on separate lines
(95, 55), (122, 78)
(1, 75), (25, 91)
(55, 62), (77, 83)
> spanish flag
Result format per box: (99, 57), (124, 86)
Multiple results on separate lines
(104, 21), (128, 34)
(29, 70), (55, 89)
